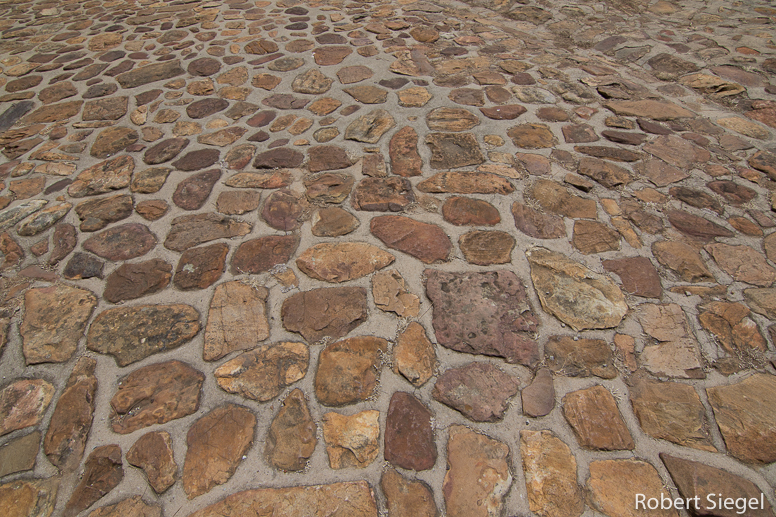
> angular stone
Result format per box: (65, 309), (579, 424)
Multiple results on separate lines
(652, 240), (713, 282)
(223, 144), (256, 170)
(183, 404), (255, 498)
(389, 126), (422, 177)
(670, 186), (723, 215)
(606, 99), (694, 120)
(0, 199), (47, 233)
(172, 149), (220, 172)
(90, 127), (138, 159)
(644, 135), (709, 169)
(345, 109), (395, 143)
(522, 368), (555, 417)
(64, 445), (123, 517)
(23, 100), (83, 124)
(143, 138), (189, 165)
(368, 269), (419, 318)
(304, 147), (350, 175)
(661, 454), (773, 517)
(588, 459), (680, 517)
(20, 285), (96, 365)
(116, 61), (185, 88)
(344, 85), (388, 104)
(511, 202), (566, 240)
(699, 301), (767, 357)
(425, 132), (484, 169)
(188, 57), (221, 76)
(322, 410), (379, 469)
(459, 230), (515, 265)
(127, 431), (177, 494)
(385, 392), (436, 471)
(480, 104), (527, 120)
(315, 336), (386, 406)
(578, 157), (632, 187)
(88, 305), (200, 366)
(152, 203), (228, 238)
(707, 374), (776, 463)
(173, 242), (228, 290)
(562, 123), (599, 144)
(545, 336), (616, 378)
(520, 430), (584, 517)
(103, 259), (172, 303)
(0, 430), (39, 477)
(352, 177), (415, 211)
(87, 496), (161, 517)
(527, 179), (596, 219)
(0, 478), (58, 517)
(231, 235), (298, 275)
(630, 375), (714, 451)
(303, 174), (353, 206)
(68, 155), (134, 198)
(572, 220), (620, 254)
(204, 282), (269, 361)
(433, 362), (518, 422)
(0, 379), (54, 437)
(444, 426), (511, 517)
(638, 303), (704, 379)
(197, 127), (246, 147)
(253, 148), (304, 169)
(507, 123), (557, 149)
(391, 322), (435, 388)
(708, 180), (756, 205)
(563, 385), (633, 450)
(419, 172), (514, 195)
(83, 96), (128, 121)
(705, 243), (776, 287)
(296, 242), (394, 283)
(748, 150), (776, 178)
(397, 86), (433, 107)
(83, 223), (156, 261)
(337, 65), (373, 84)
(666, 209), (733, 241)
(266, 389), (316, 472)
(63, 252), (104, 280)
(426, 269), (539, 365)
(216, 190), (260, 215)
(602, 256), (662, 298)
(262, 94), (308, 110)
(282, 287), (368, 343)
(75, 194), (133, 232)
(313, 46), (353, 65)
(371, 215), (451, 264)
(425, 108), (479, 132)
(648, 53), (700, 80)
(381, 468), (437, 517)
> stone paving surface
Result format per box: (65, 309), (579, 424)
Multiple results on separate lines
(1, 0), (776, 515)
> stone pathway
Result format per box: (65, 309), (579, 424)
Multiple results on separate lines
(1, 0), (776, 515)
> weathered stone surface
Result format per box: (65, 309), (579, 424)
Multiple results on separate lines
(748, 150), (776, 178)
(315, 336), (386, 406)
(398, 86), (433, 107)
(707, 374), (776, 463)
(266, 389), (316, 472)
(282, 287), (368, 343)
(0, 379), (54, 437)
(262, 189), (304, 231)
(661, 454), (773, 517)
(291, 69), (333, 94)
(652, 240), (713, 282)
(127, 431), (177, 494)
(131, 168), (171, 194)
(311, 207), (359, 237)
(708, 180), (756, 206)
(116, 61), (185, 88)
(83, 223), (156, 261)
(172, 169), (221, 211)
(304, 173), (353, 205)
(188, 57), (221, 77)
(172, 149), (220, 172)
(23, 100), (83, 123)
(572, 220), (620, 254)
(345, 109), (395, 143)
(15, 202), (71, 237)
(425, 133), (485, 169)
(527, 247), (627, 331)
(164, 213), (249, 252)
(215, 342), (308, 402)
(630, 375), (714, 451)
(231, 235), (298, 275)
(508, 123), (557, 148)
(90, 127), (138, 159)
(385, 392), (436, 471)
(705, 243), (776, 287)
(426, 269), (539, 365)
(382, 468), (438, 517)
(638, 303), (704, 379)
(545, 336), (616, 378)
(588, 459), (680, 517)
(370, 269), (419, 318)
(527, 179), (597, 219)
(563, 385), (634, 450)
(197, 127), (246, 147)
(433, 362), (518, 422)
(174, 242), (228, 290)
(0, 431), (39, 477)
(75, 195), (133, 232)
(389, 126), (422, 177)
(307, 146), (352, 173)
(392, 322), (435, 388)
(88, 304), (200, 366)
(63, 252), (105, 280)
(216, 190), (260, 215)
(43, 358), (97, 470)
(371, 215), (451, 264)
(459, 230), (515, 265)
(313, 46), (353, 66)
(444, 426), (511, 517)
(0, 478), (58, 517)
(68, 155), (134, 198)
(83, 97), (128, 121)
(204, 282), (269, 361)
(511, 202), (566, 239)
(344, 85), (388, 104)
(603, 256), (662, 298)
(522, 368), (555, 417)
(520, 430), (584, 517)
(699, 301), (766, 357)
(352, 177), (415, 211)
(88, 496), (162, 517)
(578, 157), (632, 187)
(426, 108), (479, 131)
(183, 404), (256, 498)
(606, 99), (694, 120)
(103, 259), (171, 303)
(0, 199), (48, 232)
(144, 138), (189, 165)
(297, 242), (394, 283)
(186, 482), (378, 517)
(444, 197), (500, 226)
(322, 410), (379, 469)
(64, 445), (123, 517)
(337, 65), (373, 84)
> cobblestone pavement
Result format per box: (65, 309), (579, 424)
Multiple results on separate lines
(1, 0), (776, 515)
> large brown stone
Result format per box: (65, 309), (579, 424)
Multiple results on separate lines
(352, 177), (415, 211)
(393, 322), (435, 387)
(282, 287), (368, 343)
(433, 362), (519, 422)
(444, 196), (500, 226)
(90, 127), (138, 159)
(698, 301), (767, 356)
(0, 431), (39, 477)
(385, 392), (436, 471)
(315, 336), (387, 406)
(173, 242), (228, 290)
(68, 155), (134, 198)
(370, 215), (451, 263)
(231, 235), (299, 274)
(588, 459), (680, 517)
(83, 97), (128, 121)
(603, 256), (662, 298)
(64, 445), (123, 517)
(511, 202), (566, 239)
(75, 194), (133, 232)
(0, 379), (54, 437)
(322, 410), (379, 469)
(389, 126), (422, 177)
(116, 61), (185, 88)
(522, 368), (555, 417)
(88, 496), (161, 517)
(563, 385), (634, 450)
(507, 123), (557, 148)
(126, 431), (177, 494)
(606, 99), (694, 120)
(262, 189), (305, 231)
(705, 243), (776, 287)
(307, 146), (352, 173)
(204, 282), (269, 361)
(103, 259), (172, 303)
(110, 361), (203, 434)
(644, 135), (710, 169)
(425, 133), (485, 169)
(459, 230), (515, 265)
(20, 285), (97, 364)
(266, 389), (316, 472)
(165, 213), (250, 252)
(23, 100), (83, 123)
(426, 108), (479, 131)
(143, 138), (189, 165)
(638, 303), (704, 379)
(214, 342), (309, 402)
(443, 426), (511, 517)
(345, 109), (395, 143)
(652, 240), (713, 282)
(578, 157), (633, 187)
(0, 478), (58, 517)
(83, 223), (157, 261)
(183, 404), (256, 498)
(572, 220), (620, 254)
(43, 358), (97, 470)
(297, 242), (394, 282)
(87, 304), (200, 366)
(545, 336), (616, 378)
(311, 207), (360, 237)
(520, 430), (584, 517)
(381, 468), (438, 517)
(527, 179), (597, 219)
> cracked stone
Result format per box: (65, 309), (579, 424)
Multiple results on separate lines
(266, 389), (316, 472)
(322, 410), (379, 469)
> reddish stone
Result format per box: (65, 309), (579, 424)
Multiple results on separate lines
(603, 256), (662, 298)
(479, 104), (526, 120)
(174, 242), (228, 290)
(522, 368), (555, 417)
(352, 177), (415, 211)
(186, 98), (229, 119)
(262, 189), (304, 231)
(315, 336), (387, 406)
(82, 223), (156, 261)
(282, 287), (368, 343)
(389, 126), (422, 177)
(172, 148), (220, 171)
(63, 445), (123, 517)
(231, 235), (299, 275)
(253, 148), (304, 169)
(143, 137), (189, 165)
(443, 196), (500, 226)
(103, 259), (172, 303)
(164, 212), (251, 251)
(433, 363), (519, 422)
(307, 145), (352, 172)
(511, 202), (566, 239)
(384, 392), (436, 471)
(172, 169), (221, 210)
(371, 215), (451, 264)
(666, 210), (734, 241)
(63, 252), (104, 280)
(313, 46), (353, 65)
(563, 385), (634, 450)
(126, 431), (177, 494)
(545, 336), (616, 378)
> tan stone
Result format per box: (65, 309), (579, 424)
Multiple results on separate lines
(393, 322), (435, 388)
(265, 389), (316, 472)
(87, 496), (161, 517)
(372, 269), (420, 317)
(588, 459), (680, 517)
(520, 430), (583, 517)
(381, 468), (438, 517)
(0, 478), (58, 517)
(0, 379), (54, 436)
(652, 240), (714, 282)
(398, 86), (432, 107)
(203, 281), (269, 361)
(563, 385), (634, 450)
(297, 242), (395, 283)
(322, 410), (380, 469)
(705, 243), (776, 287)
(126, 431), (177, 494)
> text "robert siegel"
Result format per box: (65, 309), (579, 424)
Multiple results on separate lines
(635, 493), (767, 514)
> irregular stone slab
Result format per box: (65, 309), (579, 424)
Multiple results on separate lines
(144, 138), (189, 165)
(385, 392), (436, 471)
(578, 157), (632, 187)
(507, 123), (557, 148)
(667, 210), (734, 241)
(165, 213), (251, 252)
(382, 468), (438, 517)
(426, 132), (485, 169)
(83, 223), (156, 261)
(705, 243), (776, 287)
(644, 135), (710, 169)
(172, 169), (221, 211)
(652, 240), (713, 282)
(527, 179), (596, 219)
(90, 127), (138, 159)
(183, 404), (256, 498)
(88, 305), (200, 366)
(661, 454), (773, 517)
(606, 99), (694, 120)
(63, 252), (104, 280)
(312, 207), (359, 237)
(426, 107), (479, 131)
(290, 69), (333, 94)
(563, 385), (634, 450)
(527, 247), (627, 331)
(389, 126), (422, 177)
(116, 60), (185, 88)
(707, 180), (756, 205)
(188, 57), (221, 76)
(337, 65), (373, 84)
(603, 256), (662, 298)
(638, 303), (704, 379)
(481, 104), (527, 120)
(426, 269), (540, 365)
(127, 431), (177, 494)
(266, 389), (316, 472)
(23, 100), (83, 123)
(572, 220), (620, 254)
(297, 242), (394, 283)
(444, 197), (500, 226)
(748, 150), (776, 178)
(83, 97), (128, 121)
(344, 85), (388, 104)
(174, 242), (228, 290)
(345, 109), (395, 143)
(521, 430), (584, 517)
(588, 459), (680, 517)
(372, 269), (420, 317)
(110, 360), (203, 434)
(315, 336), (386, 406)
(0, 478), (58, 517)
(322, 410), (379, 469)
(204, 282), (269, 361)
(0, 379), (54, 437)
(131, 168), (171, 194)
(103, 259), (172, 303)
(393, 322), (435, 388)
(64, 445), (123, 517)
(21, 285), (97, 364)
(522, 368), (555, 417)
(43, 358), (97, 470)
(215, 342), (308, 401)
(231, 235), (298, 275)
(459, 230), (515, 265)
(371, 215), (451, 264)
(444, 426), (511, 517)
(262, 189), (304, 231)
(68, 155), (134, 198)
(420, 171), (515, 195)
(304, 173), (353, 205)
(433, 362), (518, 422)
(186, 482), (378, 517)
(307, 146), (352, 173)
(75, 194), (133, 232)
(545, 336), (616, 378)
(88, 496), (161, 517)
(217, 191), (260, 215)
(185, 98), (229, 119)
(313, 46), (353, 65)
(511, 202), (566, 239)
(699, 301), (766, 356)
(172, 149), (220, 172)
(197, 127), (246, 147)
(630, 375), (714, 451)
(352, 177), (415, 211)
(0, 430), (39, 477)
(282, 287), (368, 343)
(707, 374), (776, 463)
(0, 199), (47, 232)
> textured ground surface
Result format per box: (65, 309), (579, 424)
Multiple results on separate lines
(1, 0), (776, 516)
